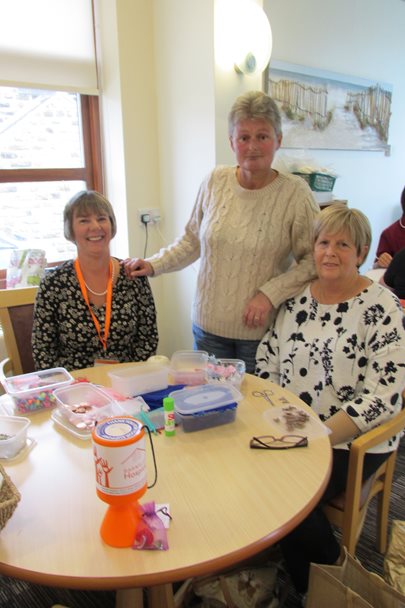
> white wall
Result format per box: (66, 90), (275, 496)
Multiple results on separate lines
(94, 0), (162, 262)
(95, 0), (405, 358)
(152, 0), (216, 355)
(259, 0), (405, 266)
(95, 0), (216, 357)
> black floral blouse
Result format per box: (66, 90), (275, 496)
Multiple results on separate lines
(256, 282), (405, 453)
(32, 260), (158, 371)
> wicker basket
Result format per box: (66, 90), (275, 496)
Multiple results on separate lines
(0, 464), (21, 531)
(293, 171), (336, 192)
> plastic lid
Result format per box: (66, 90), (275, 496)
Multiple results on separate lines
(170, 384), (241, 415)
(170, 350), (209, 369)
(3, 367), (73, 396)
(108, 362), (168, 379)
(53, 382), (113, 407)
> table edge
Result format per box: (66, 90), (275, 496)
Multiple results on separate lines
(0, 441), (332, 589)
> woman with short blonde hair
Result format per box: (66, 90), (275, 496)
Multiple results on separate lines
(256, 204), (405, 599)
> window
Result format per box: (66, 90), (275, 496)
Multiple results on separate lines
(0, 86), (102, 274)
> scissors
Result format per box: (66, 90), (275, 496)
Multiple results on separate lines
(252, 389), (276, 407)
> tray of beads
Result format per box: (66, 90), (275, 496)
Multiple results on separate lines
(2, 368), (74, 414)
(263, 404), (331, 440)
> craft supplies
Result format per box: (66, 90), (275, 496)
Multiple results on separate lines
(132, 501), (169, 550)
(2, 368), (73, 414)
(273, 405), (310, 431)
(163, 397), (175, 437)
(263, 405), (331, 440)
(0, 416), (30, 459)
(170, 384), (242, 432)
(169, 350), (208, 385)
(108, 362), (169, 397)
(53, 383), (117, 432)
(207, 357), (246, 388)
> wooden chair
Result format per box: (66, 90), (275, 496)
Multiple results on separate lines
(323, 405), (405, 555)
(0, 286), (38, 381)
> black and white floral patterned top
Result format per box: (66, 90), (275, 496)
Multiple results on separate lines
(32, 260), (158, 371)
(256, 282), (405, 453)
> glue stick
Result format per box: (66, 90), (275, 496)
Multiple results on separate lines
(163, 397), (176, 437)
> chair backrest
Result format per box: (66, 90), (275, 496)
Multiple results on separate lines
(324, 404), (405, 555)
(0, 287), (38, 377)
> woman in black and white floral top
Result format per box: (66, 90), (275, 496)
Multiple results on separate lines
(32, 191), (158, 371)
(256, 204), (405, 599)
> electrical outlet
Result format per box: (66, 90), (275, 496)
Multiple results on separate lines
(138, 208), (161, 225)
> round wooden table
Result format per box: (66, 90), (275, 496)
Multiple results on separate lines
(0, 364), (332, 607)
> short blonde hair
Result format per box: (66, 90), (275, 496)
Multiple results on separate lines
(313, 204), (371, 265)
(64, 190), (117, 243)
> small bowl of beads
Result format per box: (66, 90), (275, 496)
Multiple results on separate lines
(0, 415), (31, 459)
(2, 368), (74, 415)
(207, 357), (246, 389)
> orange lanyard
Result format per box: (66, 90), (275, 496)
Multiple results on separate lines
(74, 258), (113, 351)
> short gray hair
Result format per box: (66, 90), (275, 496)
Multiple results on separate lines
(63, 190), (117, 243)
(228, 91), (282, 138)
(313, 204), (372, 265)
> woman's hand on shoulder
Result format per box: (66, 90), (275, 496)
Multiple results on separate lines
(243, 292), (273, 328)
(121, 258), (154, 278)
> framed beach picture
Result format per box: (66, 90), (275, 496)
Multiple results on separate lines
(263, 60), (392, 153)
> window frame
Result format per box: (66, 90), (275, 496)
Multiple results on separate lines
(0, 94), (103, 284)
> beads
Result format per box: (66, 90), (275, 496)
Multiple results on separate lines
(15, 390), (56, 414)
(207, 358), (246, 388)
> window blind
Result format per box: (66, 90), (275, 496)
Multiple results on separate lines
(0, 0), (98, 94)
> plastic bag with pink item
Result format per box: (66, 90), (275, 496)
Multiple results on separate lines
(132, 501), (170, 550)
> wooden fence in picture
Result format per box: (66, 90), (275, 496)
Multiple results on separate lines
(268, 78), (329, 129)
(346, 84), (391, 143)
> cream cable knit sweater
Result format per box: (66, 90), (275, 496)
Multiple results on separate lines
(148, 166), (319, 340)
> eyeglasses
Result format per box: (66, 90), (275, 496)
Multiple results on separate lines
(249, 434), (308, 450)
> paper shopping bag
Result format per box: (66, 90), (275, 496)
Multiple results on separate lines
(384, 520), (405, 595)
(306, 547), (405, 608)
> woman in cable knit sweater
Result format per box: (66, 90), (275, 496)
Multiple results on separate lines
(123, 91), (319, 372)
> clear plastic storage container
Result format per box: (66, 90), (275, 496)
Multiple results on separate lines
(53, 382), (116, 434)
(207, 358), (246, 388)
(170, 384), (241, 432)
(169, 350), (208, 385)
(108, 363), (169, 397)
(0, 415), (31, 459)
(2, 368), (74, 414)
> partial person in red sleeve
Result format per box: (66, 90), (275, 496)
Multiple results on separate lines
(374, 186), (405, 268)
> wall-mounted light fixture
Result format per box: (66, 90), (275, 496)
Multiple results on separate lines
(215, 0), (272, 75)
